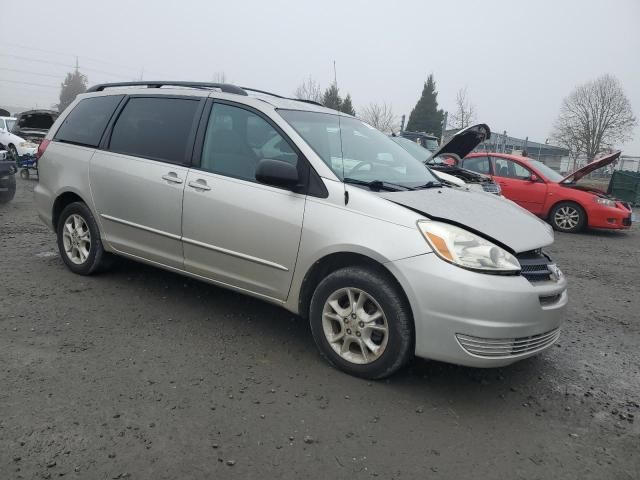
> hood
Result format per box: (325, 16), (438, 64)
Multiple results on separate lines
(560, 151), (620, 183)
(427, 124), (490, 163)
(432, 170), (466, 187)
(377, 188), (553, 253)
(12, 110), (58, 134)
(429, 164), (493, 184)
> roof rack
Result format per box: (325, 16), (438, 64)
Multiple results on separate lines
(241, 87), (324, 107)
(85, 81), (326, 108)
(86, 81), (248, 95)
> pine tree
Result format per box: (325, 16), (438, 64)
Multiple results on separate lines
(322, 83), (342, 111)
(340, 94), (356, 116)
(406, 74), (444, 136)
(57, 67), (88, 113)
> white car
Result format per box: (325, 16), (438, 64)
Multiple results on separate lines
(0, 117), (38, 159)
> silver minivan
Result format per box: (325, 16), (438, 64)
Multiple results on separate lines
(34, 81), (567, 379)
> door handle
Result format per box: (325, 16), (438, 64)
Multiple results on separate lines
(188, 179), (211, 191)
(162, 173), (183, 184)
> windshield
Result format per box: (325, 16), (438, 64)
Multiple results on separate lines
(390, 136), (432, 162)
(529, 160), (564, 182)
(279, 110), (439, 188)
(6, 119), (16, 131)
(423, 138), (439, 151)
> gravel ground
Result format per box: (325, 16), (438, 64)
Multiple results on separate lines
(1, 179), (639, 479)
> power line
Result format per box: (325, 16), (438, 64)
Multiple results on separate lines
(0, 78), (59, 89)
(1, 43), (165, 78)
(0, 67), (61, 79)
(0, 53), (134, 80)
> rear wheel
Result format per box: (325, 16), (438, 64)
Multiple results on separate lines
(549, 201), (586, 233)
(57, 202), (109, 275)
(309, 266), (414, 379)
(0, 175), (16, 203)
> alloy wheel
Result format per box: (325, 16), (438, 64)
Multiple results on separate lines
(554, 206), (580, 230)
(62, 214), (91, 264)
(322, 287), (389, 365)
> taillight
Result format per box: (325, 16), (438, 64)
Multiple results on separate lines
(36, 139), (50, 159)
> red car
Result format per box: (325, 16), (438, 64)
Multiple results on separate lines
(461, 151), (634, 233)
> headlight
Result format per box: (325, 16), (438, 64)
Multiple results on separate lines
(418, 220), (520, 273)
(594, 197), (616, 207)
(19, 142), (36, 148)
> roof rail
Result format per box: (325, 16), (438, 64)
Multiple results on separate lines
(241, 86), (325, 107)
(86, 81), (248, 95)
(241, 87), (285, 98)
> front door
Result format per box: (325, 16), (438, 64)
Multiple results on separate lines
(90, 96), (203, 268)
(182, 101), (306, 301)
(491, 157), (547, 214)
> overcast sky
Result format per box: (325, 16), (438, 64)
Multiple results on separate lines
(2, 0), (639, 152)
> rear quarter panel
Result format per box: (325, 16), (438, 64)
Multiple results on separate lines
(34, 142), (96, 230)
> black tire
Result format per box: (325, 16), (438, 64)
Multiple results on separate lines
(8, 145), (18, 162)
(309, 266), (414, 379)
(56, 202), (109, 275)
(0, 175), (16, 203)
(549, 201), (586, 233)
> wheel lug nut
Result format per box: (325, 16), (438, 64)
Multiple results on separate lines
(346, 329), (352, 334)
(359, 321), (364, 327)
(356, 331), (361, 337)
(351, 314), (357, 319)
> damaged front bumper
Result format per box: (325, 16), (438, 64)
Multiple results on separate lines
(387, 252), (567, 367)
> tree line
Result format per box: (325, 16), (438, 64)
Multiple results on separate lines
(56, 67), (636, 160)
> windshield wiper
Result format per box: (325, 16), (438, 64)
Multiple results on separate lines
(413, 181), (444, 189)
(343, 178), (413, 192)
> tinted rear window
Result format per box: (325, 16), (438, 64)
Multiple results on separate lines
(108, 97), (200, 164)
(54, 96), (123, 147)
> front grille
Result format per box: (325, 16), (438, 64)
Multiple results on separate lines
(456, 328), (561, 358)
(517, 250), (553, 282)
(481, 182), (500, 195)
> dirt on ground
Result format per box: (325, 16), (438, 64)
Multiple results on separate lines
(1, 179), (639, 479)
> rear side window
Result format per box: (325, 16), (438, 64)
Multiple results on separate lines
(54, 95), (123, 147)
(109, 97), (200, 164)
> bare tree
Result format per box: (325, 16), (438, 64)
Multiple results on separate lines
(359, 103), (399, 133)
(551, 74), (636, 163)
(449, 87), (476, 129)
(294, 76), (323, 103)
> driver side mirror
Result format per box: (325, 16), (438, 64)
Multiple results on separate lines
(256, 159), (300, 189)
(529, 174), (539, 182)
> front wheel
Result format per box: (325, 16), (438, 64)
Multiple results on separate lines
(8, 145), (18, 162)
(57, 202), (109, 275)
(549, 202), (586, 233)
(309, 266), (414, 379)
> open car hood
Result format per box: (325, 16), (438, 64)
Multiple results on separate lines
(427, 124), (491, 163)
(560, 151), (620, 183)
(12, 110), (58, 134)
(377, 188), (553, 253)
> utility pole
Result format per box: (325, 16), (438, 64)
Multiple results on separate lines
(75, 56), (79, 74)
(400, 114), (405, 132)
(441, 111), (448, 145)
(333, 60), (337, 87)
